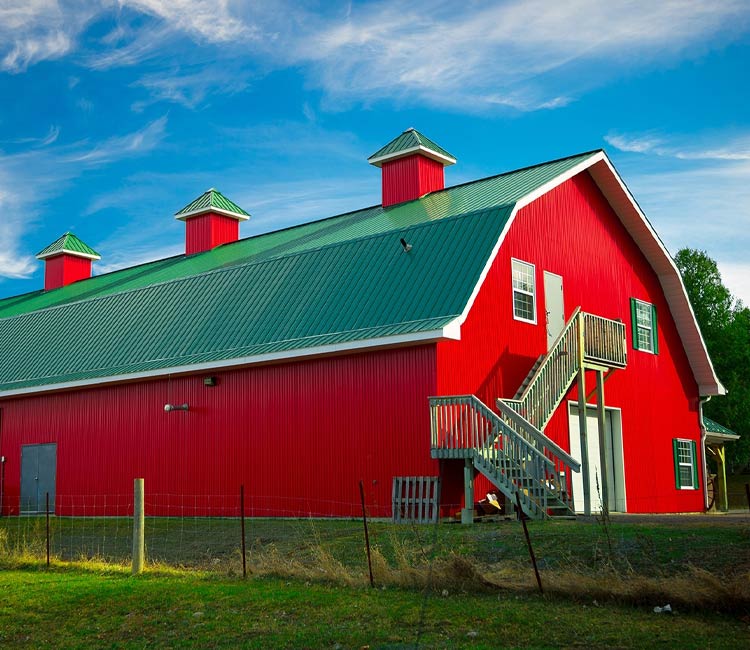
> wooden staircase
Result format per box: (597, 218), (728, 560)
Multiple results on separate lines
(430, 308), (627, 520)
(430, 394), (579, 519)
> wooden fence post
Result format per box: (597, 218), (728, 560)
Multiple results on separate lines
(240, 485), (247, 579)
(46, 492), (50, 569)
(132, 478), (145, 575)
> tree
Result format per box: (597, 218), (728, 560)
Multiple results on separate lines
(675, 248), (750, 470)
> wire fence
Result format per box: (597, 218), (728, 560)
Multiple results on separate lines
(2, 482), (749, 589)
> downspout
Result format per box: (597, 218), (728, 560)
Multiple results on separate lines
(699, 396), (711, 511)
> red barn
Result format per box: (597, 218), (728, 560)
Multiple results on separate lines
(0, 129), (726, 520)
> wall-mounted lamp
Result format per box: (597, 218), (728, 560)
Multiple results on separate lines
(203, 376), (217, 387)
(164, 403), (189, 412)
(400, 238), (412, 253)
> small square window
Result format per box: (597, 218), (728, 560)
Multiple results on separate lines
(630, 298), (658, 353)
(512, 259), (536, 323)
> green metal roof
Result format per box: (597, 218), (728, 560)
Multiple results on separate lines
(35, 232), (100, 260)
(0, 149), (600, 393)
(368, 128), (456, 166)
(703, 416), (739, 437)
(0, 207), (512, 392)
(175, 188), (249, 220)
(0, 150), (595, 323)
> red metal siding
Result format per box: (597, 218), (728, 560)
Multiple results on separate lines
(185, 213), (240, 255)
(436, 172), (704, 513)
(0, 346), (439, 517)
(381, 155), (445, 207)
(44, 255), (92, 291)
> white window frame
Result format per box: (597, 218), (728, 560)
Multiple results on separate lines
(511, 258), (536, 324)
(632, 298), (656, 353)
(675, 438), (696, 490)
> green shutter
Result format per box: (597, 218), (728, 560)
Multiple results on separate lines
(673, 439), (681, 489)
(630, 298), (640, 350)
(691, 440), (698, 490)
(651, 303), (659, 354)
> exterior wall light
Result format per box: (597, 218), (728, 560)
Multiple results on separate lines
(203, 376), (217, 387)
(164, 403), (189, 412)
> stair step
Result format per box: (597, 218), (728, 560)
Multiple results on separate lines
(514, 355), (545, 399)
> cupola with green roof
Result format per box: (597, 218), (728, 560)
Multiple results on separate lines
(175, 188), (250, 255)
(36, 232), (101, 291)
(369, 128), (456, 207)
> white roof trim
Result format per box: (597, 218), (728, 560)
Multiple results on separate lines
(454, 149), (723, 396)
(175, 206), (250, 222)
(454, 154), (601, 328)
(705, 431), (740, 443)
(0, 326), (460, 398)
(586, 155), (724, 396)
(36, 249), (101, 261)
(368, 145), (457, 168)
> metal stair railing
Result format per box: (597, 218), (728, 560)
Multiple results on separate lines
(429, 395), (564, 519)
(501, 309), (626, 431)
(496, 399), (580, 514)
(502, 308), (581, 430)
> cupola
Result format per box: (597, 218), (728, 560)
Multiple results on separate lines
(36, 232), (100, 291)
(368, 128), (456, 207)
(175, 188), (250, 255)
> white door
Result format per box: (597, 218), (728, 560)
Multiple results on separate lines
(544, 272), (565, 350)
(567, 405), (626, 514)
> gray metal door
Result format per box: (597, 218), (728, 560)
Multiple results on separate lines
(20, 444), (57, 513)
(544, 271), (565, 350)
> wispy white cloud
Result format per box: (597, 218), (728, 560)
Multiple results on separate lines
(0, 187), (36, 279)
(0, 0), (98, 73)
(607, 130), (750, 305)
(131, 66), (249, 110)
(0, 116), (170, 281)
(123, 0), (253, 43)
(606, 132), (750, 161)
(2, 124), (60, 147)
(5, 1), (749, 114)
(62, 116), (168, 164)
(287, 0), (750, 112)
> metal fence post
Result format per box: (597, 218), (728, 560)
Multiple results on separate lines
(132, 478), (145, 575)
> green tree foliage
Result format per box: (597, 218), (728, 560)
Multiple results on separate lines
(675, 248), (750, 470)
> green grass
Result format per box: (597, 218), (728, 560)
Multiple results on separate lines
(0, 565), (748, 649)
(2, 514), (748, 576)
(2, 515), (749, 612)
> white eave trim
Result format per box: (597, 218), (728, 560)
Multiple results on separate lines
(587, 155), (725, 397)
(175, 207), (250, 222)
(705, 432), (740, 443)
(368, 145), (456, 168)
(36, 249), (101, 261)
(0, 325), (461, 398)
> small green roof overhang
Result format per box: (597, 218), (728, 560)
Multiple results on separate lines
(368, 128), (456, 168)
(703, 416), (740, 443)
(175, 188), (250, 221)
(36, 232), (101, 261)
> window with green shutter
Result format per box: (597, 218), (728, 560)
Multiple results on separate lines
(673, 439), (698, 489)
(630, 298), (658, 353)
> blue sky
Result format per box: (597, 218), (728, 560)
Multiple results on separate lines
(1, 1), (750, 305)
